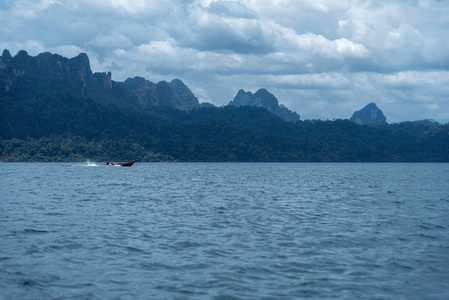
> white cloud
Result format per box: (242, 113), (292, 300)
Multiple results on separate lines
(267, 73), (351, 90)
(13, 0), (61, 17)
(108, 0), (151, 13)
(88, 32), (133, 49)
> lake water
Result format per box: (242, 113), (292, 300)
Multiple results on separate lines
(1, 162), (449, 299)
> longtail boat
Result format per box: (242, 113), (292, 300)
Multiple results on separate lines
(106, 160), (137, 167)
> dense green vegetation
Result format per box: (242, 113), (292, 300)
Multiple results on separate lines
(1, 89), (448, 162)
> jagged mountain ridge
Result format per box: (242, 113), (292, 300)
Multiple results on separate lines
(228, 89), (300, 122)
(119, 77), (200, 110)
(0, 50), (201, 111)
(0, 49), (304, 119)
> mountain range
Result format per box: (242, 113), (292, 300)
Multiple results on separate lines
(0, 49), (301, 122)
(0, 50), (201, 111)
(1, 49), (448, 162)
(1, 49), (439, 125)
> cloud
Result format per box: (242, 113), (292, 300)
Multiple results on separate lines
(10, 0), (61, 17)
(207, 0), (257, 18)
(270, 26), (368, 60)
(108, 0), (153, 14)
(1, 0), (449, 122)
(166, 3), (273, 54)
(266, 73), (351, 90)
(88, 32), (133, 49)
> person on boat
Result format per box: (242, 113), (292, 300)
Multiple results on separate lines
(106, 161), (114, 165)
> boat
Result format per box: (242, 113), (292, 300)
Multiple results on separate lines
(106, 160), (137, 167)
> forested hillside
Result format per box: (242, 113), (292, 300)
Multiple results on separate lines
(1, 49), (448, 162)
(1, 98), (448, 162)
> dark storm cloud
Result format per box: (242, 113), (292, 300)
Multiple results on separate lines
(169, 11), (274, 54)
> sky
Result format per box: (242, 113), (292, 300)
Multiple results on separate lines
(1, 0), (449, 123)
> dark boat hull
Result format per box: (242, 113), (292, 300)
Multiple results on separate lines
(118, 160), (137, 167)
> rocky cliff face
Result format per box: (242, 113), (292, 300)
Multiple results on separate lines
(118, 77), (200, 110)
(228, 88), (300, 122)
(0, 50), (39, 93)
(37, 53), (103, 97)
(350, 103), (387, 125)
(155, 79), (200, 110)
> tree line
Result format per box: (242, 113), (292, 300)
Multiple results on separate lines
(1, 90), (448, 162)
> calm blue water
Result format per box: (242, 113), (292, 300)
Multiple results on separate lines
(1, 163), (449, 299)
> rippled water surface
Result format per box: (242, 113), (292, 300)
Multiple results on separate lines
(1, 162), (449, 299)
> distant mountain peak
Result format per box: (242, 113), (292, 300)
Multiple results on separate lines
(154, 78), (200, 110)
(1, 49), (38, 79)
(16, 50), (28, 57)
(228, 88), (300, 122)
(236, 89), (247, 96)
(1, 49), (13, 69)
(350, 102), (387, 125)
(70, 53), (92, 82)
(2, 49), (12, 58)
